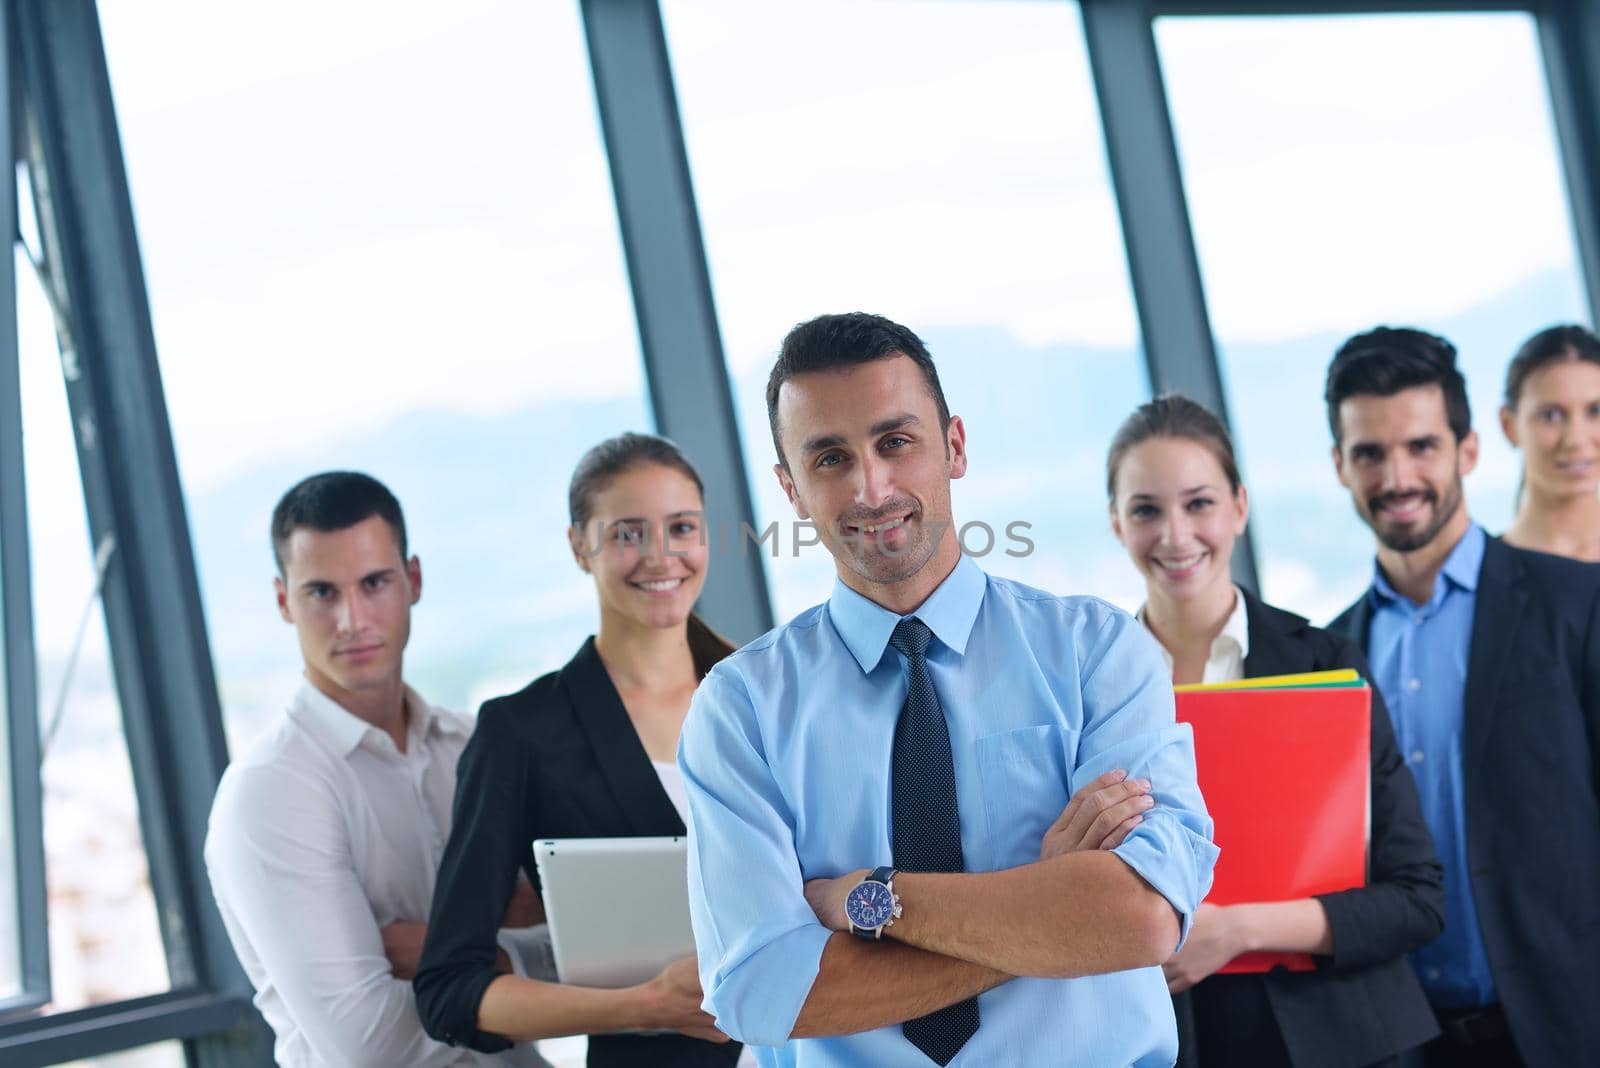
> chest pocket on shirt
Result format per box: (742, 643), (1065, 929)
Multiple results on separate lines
(976, 724), (1078, 869)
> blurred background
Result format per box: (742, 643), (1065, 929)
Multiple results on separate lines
(1, 1), (1593, 1064)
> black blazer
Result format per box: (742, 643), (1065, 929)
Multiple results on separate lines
(1178, 591), (1442, 1068)
(414, 638), (741, 1068)
(1331, 535), (1600, 1068)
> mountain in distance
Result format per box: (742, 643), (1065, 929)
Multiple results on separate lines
(185, 394), (649, 743)
(1213, 266), (1585, 618)
(179, 266), (1583, 742)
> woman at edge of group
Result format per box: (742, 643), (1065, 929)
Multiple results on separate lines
(1105, 394), (1444, 1068)
(414, 432), (743, 1067)
(1499, 323), (1600, 562)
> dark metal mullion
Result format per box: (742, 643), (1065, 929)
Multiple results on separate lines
(1079, 0), (1260, 592)
(0, 989), (46, 1019)
(1538, 0), (1600, 326)
(581, 0), (774, 642)
(14, 0), (193, 996)
(0, 991), (248, 1068)
(0, 0), (47, 1016)
(11, 1), (267, 1062)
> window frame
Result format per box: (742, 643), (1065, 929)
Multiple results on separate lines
(0, 0), (1595, 1064)
(0, 1), (263, 1063)
(0, 0), (47, 1020)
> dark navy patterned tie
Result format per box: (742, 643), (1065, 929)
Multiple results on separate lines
(889, 617), (980, 1065)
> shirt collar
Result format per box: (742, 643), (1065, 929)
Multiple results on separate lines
(1370, 521), (1485, 606)
(1441, 521), (1486, 592)
(1136, 584), (1249, 665)
(1218, 585), (1250, 657)
(828, 553), (987, 675)
(289, 678), (463, 758)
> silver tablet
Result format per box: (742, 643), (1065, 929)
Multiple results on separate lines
(531, 836), (696, 988)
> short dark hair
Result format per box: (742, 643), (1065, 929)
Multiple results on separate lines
(1504, 323), (1600, 409)
(568, 432), (705, 528)
(765, 312), (951, 467)
(1324, 326), (1471, 446)
(270, 471), (407, 574)
(1106, 393), (1242, 501)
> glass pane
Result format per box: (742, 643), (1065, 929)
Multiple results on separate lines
(60, 1039), (184, 1067)
(0, 420), (16, 1002)
(662, 0), (1150, 619)
(1157, 12), (1587, 620)
(19, 247), (171, 1009)
(98, 0), (651, 749)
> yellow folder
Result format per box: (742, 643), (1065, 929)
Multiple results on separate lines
(1174, 668), (1361, 693)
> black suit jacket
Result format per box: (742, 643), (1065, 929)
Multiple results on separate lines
(1180, 591), (1441, 1068)
(1331, 534), (1600, 1068)
(414, 638), (741, 1068)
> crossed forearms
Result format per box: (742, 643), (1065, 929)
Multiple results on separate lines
(806, 851), (1177, 978)
(790, 937), (1010, 1039)
(888, 852), (1179, 978)
(793, 851), (1179, 1039)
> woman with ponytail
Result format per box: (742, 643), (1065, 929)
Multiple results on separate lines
(416, 433), (744, 1068)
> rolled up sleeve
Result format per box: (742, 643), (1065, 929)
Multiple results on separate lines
(1072, 610), (1219, 949)
(679, 669), (832, 1048)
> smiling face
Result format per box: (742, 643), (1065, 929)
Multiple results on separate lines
(1334, 383), (1478, 553)
(1501, 356), (1600, 501)
(773, 354), (967, 610)
(1111, 437), (1247, 606)
(274, 514), (421, 702)
(571, 462), (708, 633)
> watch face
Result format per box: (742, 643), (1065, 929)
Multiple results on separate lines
(845, 879), (896, 929)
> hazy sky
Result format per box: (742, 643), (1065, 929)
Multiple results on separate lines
(19, 1), (1587, 643)
(1158, 12), (1576, 343)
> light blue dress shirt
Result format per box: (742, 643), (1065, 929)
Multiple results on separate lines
(1366, 521), (1497, 1010)
(679, 554), (1218, 1067)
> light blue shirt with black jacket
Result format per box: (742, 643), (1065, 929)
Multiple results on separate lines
(1366, 521), (1497, 1009)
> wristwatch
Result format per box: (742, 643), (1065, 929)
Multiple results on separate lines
(844, 866), (901, 939)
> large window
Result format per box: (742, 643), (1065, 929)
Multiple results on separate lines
(18, 242), (172, 1017)
(99, 0), (652, 753)
(1157, 12), (1588, 620)
(94, 5), (650, 1063)
(4, 3), (1596, 1064)
(663, 0), (1151, 619)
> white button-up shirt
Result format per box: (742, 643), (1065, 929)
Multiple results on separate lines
(206, 680), (549, 1068)
(1139, 585), (1250, 685)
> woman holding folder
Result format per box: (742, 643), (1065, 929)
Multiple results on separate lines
(415, 433), (743, 1067)
(1106, 395), (1444, 1068)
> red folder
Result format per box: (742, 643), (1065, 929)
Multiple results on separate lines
(1175, 685), (1370, 973)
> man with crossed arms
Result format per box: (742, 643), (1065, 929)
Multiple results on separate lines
(679, 313), (1217, 1066)
(206, 472), (552, 1067)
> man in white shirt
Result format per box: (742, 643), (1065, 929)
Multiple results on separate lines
(205, 471), (549, 1068)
